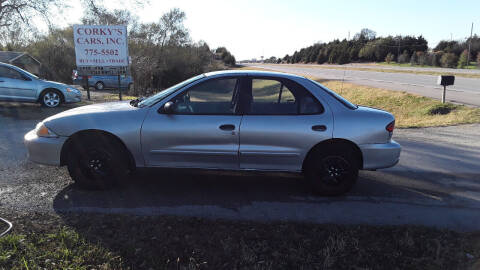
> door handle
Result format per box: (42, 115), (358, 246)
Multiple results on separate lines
(0, 80), (4, 82)
(312, 125), (327, 132)
(219, 124), (235, 131)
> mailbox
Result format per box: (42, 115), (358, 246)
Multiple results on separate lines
(437, 75), (455, 86)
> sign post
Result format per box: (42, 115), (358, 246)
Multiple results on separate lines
(437, 75), (455, 103)
(83, 75), (90, 100)
(73, 25), (129, 100)
(117, 74), (122, 100)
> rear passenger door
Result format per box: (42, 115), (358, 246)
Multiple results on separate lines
(238, 77), (333, 171)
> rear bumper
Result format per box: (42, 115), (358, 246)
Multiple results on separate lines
(360, 140), (401, 170)
(24, 130), (67, 166)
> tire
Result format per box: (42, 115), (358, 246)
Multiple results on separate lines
(40, 89), (62, 108)
(95, 81), (105, 90)
(304, 144), (359, 196)
(66, 134), (129, 190)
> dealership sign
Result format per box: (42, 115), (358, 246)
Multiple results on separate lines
(73, 25), (128, 67)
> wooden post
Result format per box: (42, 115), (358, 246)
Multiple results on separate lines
(118, 74), (122, 101)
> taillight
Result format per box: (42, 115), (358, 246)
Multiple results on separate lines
(386, 120), (395, 133)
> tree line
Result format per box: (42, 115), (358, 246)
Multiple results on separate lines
(0, 0), (236, 95)
(269, 29), (479, 68)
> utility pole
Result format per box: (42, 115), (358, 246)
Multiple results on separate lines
(397, 36), (401, 59)
(467, 22), (473, 66)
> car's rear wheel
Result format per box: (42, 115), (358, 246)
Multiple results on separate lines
(95, 81), (105, 90)
(66, 134), (129, 190)
(40, 89), (62, 108)
(304, 144), (359, 196)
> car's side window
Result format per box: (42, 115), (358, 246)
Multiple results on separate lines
(170, 77), (239, 115)
(249, 78), (323, 115)
(0, 66), (23, 80)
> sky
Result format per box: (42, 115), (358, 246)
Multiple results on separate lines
(58, 0), (480, 60)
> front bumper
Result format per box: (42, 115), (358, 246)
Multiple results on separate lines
(65, 92), (82, 103)
(24, 130), (68, 166)
(360, 140), (401, 170)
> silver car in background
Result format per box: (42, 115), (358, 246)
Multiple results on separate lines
(24, 70), (400, 196)
(0, 62), (82, 107)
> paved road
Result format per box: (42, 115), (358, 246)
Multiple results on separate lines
(244, 64), (480, 107)
(0, 103), (479, 231)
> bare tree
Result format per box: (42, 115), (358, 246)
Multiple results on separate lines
(0, 0), (61, 28)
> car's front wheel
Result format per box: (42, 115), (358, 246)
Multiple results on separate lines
(66, 134), (129, 190)
(304, 144), (359, 196)
(40, 90), (62, 108)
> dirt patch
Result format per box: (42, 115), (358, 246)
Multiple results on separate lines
(426, 103), (457, 115)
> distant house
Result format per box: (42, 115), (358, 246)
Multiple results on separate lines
(0, 51), (41, 76)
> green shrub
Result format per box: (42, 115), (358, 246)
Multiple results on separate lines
(397, 50), (410, 63)
(431, 51), (443, 66)
(457, 50), (469, 68)
(385, 53), (395, 63)
(440, 53), (458, 68)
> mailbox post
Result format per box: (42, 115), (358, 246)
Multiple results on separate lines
(437, 75), (455, 103)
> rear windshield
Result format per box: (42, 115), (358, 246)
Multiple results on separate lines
(310, 80), (358, 110)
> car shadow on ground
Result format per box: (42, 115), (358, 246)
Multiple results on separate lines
(51, 166), (480, 215)
(0, 102), (79, 120)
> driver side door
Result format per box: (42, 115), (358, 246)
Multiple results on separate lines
(0, 66), (36, 101)
(141, 76), (244, 169)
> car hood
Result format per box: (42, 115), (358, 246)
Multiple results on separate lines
(38, 79), (69, 89)
(45, 101), (136, 121)
(42, 101), (148, 137)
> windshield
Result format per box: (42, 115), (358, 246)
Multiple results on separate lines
(311, 80), (358, 110)
(137, 74), (205, 107)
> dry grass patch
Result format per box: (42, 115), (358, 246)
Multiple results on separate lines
(322, 81), (480, 128)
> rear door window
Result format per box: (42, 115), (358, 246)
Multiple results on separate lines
(247, 78), (323, 115)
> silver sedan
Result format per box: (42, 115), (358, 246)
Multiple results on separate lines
(0, 63), (82, 107)
(24, 70), (400, 195)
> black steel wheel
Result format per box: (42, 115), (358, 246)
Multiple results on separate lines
(67, 134), (129, 190)
(305, 144), (359, 196)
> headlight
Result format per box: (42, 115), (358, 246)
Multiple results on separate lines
(35, 122), (58, 138)
(66, 87), (80, 94)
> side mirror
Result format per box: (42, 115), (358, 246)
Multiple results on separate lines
(162, 101), (174, 114)
(22, 75), (32, 81)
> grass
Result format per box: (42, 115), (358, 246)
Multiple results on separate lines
(0, 212), (479, 269)
(322, 80), (480, 128)
(235, 66), (480, 128)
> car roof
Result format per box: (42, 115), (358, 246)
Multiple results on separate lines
(204, 69), (306, 80)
